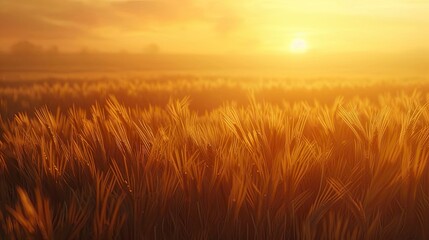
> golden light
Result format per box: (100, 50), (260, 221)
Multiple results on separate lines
(289, 37), (309, 54)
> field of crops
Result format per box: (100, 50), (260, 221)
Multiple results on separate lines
(1, 75), (429, 239)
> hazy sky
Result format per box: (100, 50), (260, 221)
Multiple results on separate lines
(1, 0), (428, 54)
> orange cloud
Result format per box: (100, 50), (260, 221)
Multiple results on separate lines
(0, 0), (244, 43)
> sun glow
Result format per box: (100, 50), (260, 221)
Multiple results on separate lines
(289, 37), (309, 54)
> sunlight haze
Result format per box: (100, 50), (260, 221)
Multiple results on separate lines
(1, 0), (428, 54)
(2, 1), (429, 239)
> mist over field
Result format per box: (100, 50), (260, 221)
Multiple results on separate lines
(1, 42), (428, 77)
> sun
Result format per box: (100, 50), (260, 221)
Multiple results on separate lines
(289, 37), (309, 54)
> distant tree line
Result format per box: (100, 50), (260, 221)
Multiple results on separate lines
(4, 40), (161, 56)
(8, 41), (60, 56)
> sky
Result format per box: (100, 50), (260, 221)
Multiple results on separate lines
(1, 0), (429, 54)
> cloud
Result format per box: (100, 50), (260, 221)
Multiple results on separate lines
(213, 14), (242, 37)
(0, 0), (109, 39)
(0, 0), (245, 38)
(0, 11), (93, 39)
(110, 0), (201, 22)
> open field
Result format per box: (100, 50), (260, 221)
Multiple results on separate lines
(1, 75), (429, 239)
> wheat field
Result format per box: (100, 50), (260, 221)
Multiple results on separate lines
(1, 76), (429, 239)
